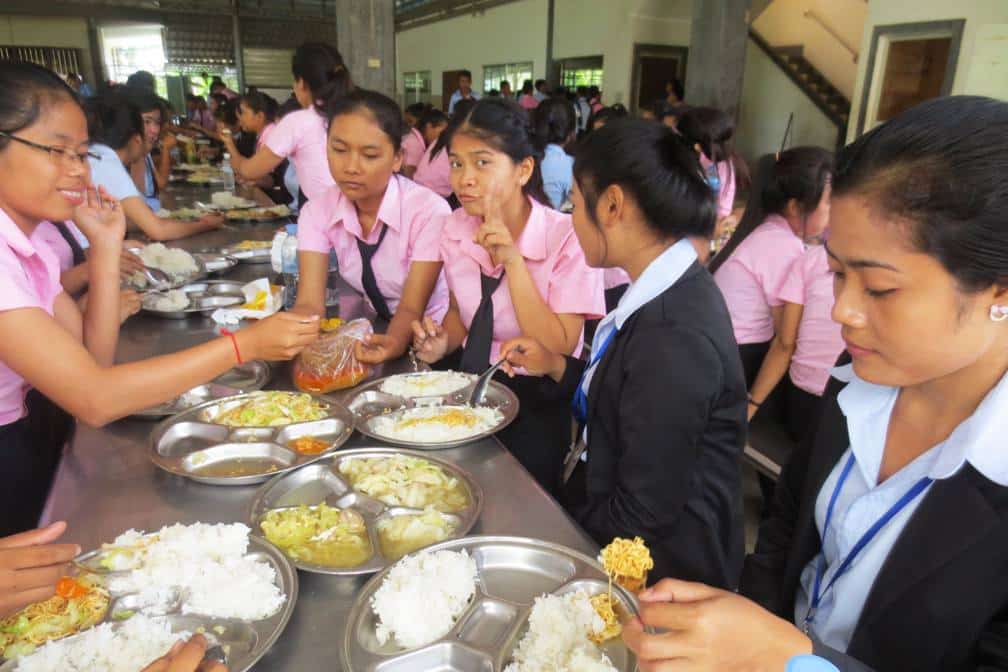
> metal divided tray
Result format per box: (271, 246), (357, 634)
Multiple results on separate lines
(193, 251), (239, 274)
(127, 253), (208, 291)
(142, 280), (247, 319)
(347, 373), (519, 450)
(224, 206), (293, 224)
(219, 243), (272, 265)
(248, 448), (483, 576)
(149, 392), (355, 485)
(343, 536), (640, 672)
(133, 361), (272, 418)
(0, 536), (297, 672)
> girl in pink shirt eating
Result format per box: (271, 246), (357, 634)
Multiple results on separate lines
(293, 89), (451, 365)
(0, 62), (320, 535)
(224, 43), (352, 207)
(411, 98), (605, 493)
(709, 147), (833, 389)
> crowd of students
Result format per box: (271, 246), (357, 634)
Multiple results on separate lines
(0, 39), (1007, 671)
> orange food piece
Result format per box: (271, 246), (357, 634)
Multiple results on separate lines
(55, 577), (88, 599)
(288, 437), (330, 455)
(292, 366), (368, 393)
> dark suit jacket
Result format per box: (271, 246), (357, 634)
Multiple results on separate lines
(557, 261), (748, 589)
(741, 366), (1008, 671)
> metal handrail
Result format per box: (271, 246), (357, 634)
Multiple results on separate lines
(804, 9), (858, 62)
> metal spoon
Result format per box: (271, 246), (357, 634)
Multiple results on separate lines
(142, 265), (175, 290)
(468, 347), (523, 405)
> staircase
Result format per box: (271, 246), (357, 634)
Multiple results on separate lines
(749, 29), (851, 139)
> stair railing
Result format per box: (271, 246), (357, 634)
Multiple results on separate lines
(803, 9), (858, 62)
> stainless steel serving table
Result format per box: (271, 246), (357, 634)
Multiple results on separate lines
(41, 187), (598, 670)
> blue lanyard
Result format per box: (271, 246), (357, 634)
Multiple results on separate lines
(571, 327), (617, 425)
(803, 453), (932, 633)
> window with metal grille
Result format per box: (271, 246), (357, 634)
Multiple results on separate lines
(560, 57), (604, 90)
(403, 70), (432, 105)
(482, 62), (533, 95)
(0, 46), (81, 77)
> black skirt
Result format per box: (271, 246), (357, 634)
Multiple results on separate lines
(0, 415), (61, 536)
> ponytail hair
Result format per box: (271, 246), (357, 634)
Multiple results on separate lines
(678, 105), (750, 195)
(708, 146), (833, 274)
(533, 96), (575, 150)
(447, 97), (549, 206)
(291, 42), (353, 116)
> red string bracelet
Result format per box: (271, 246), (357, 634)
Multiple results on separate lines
(221, 328), (243, 364)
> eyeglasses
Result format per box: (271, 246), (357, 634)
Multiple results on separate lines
(0, 131), (99, 167)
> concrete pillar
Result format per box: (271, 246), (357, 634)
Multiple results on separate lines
(684, 0), (751, 119)
(335, 0), (396, 96)
(231, 1), (245, 94)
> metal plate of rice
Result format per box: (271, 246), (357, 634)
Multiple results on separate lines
(248, 447), (483, 576)
(342, 536), (640, 672)
(346, 372), (519, 449)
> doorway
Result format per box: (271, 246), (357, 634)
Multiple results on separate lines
(630, 44), (688, 114)
(857, 20), (964, 135)
(441, 69), (466, 111)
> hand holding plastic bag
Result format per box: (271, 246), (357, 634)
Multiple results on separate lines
(292, 318), (373, 392)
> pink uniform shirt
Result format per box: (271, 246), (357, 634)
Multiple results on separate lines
(439, 197), (605, 363)
(700, 155), (736, 219)
(0, 212), (63, 425)
(775, 244), (844, 396)
(714, 214), (805, 345)
(264, 108), (336, 201)
(31, 221), (75, 272)
(256, 122), (277, 151)
(518, 95), (539, 111)
(413, 144), (452, 198)
(604, 267), (631, 290)
(401, 128), (426, 168)
(298, 174), (451, 321)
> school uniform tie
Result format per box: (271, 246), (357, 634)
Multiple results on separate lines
(459, 271), (504, 373)
(357, 224), (393, 322)
(54, 223), (86, 267)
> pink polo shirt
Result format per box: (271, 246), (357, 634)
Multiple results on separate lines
(776, 244), (844, 396)
(413, 145), (452, 198)
(518, 95), (539, 111)
(714, 214), (804, 345)
(298, 174), (451, 321)
(264, 108), (336, 201)
(401, 128), (426, 168)
(439, 197), (605, 364)
(256, 122), (277, 151)
(32, 221), (75, 272)
(0, 212), (63, 425)
(700, 155), (736, 219)
(604, 267), (631, 289)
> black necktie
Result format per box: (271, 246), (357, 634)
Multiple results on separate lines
(459, 271), (504, 373)
(357, 224), (393, 322)
(54, 222), (86, 266)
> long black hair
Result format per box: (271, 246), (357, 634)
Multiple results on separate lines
(533, 97), (575, 150)
(834, 95), (1008, 293)
(678, 106), (750, 194)
(85, 94), (143, 150)
(574, 118), (716, 241)
(291, 42), (353, 117)
(325, 88), (405, 153)
(429, 97), (476, 160)
(708, 146), (833, 274)
(0, 62), (79, 147)
(446, 97), (549, 205)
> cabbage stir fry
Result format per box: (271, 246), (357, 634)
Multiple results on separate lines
(260, 503), (373, 568)
(377, 509), (458, 561)
(0, 575), (110, 659)
(211, 392), (329, 427)
(338, 456), (470, 513)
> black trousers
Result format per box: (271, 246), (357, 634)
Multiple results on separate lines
(781, 375), (824, 445)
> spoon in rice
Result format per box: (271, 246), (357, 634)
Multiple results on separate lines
(467, 347), (523, 406)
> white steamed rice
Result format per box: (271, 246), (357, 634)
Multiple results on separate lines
(137, 243), (198, 277)
(369, 406), (503, 443)
(505, 591), (617, 672)
(12, 614), (188, 672)
(379, 372), (473, 398)
(106, 523), (285, 621)
(145, 289), (190, 312)
(371, 549), (477, 648)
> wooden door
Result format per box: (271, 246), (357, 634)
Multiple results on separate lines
(630, 44), (688, 114)
(442, 70), (466, 111)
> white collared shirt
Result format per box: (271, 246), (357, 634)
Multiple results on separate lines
(580, 238), (698, 437)
(795, 364), (1008, 650)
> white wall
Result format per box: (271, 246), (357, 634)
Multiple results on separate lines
(395, 0), (548, 108)
(0, 15), (95, 83)
(753, 0), (866, 99)
(847, 0), (1008, 142)
(736, 40), (839, 165)
(553, 0), (692, 105)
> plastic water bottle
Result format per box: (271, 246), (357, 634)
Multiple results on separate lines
(221, 153), (235, 192)
(272, 225), (300, 310)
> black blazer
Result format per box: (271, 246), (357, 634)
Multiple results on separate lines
(557, 261), (748, 589)
(741, 368), (1008, 671)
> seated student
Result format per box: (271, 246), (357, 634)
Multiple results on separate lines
(747, 235), (845, 443)
(0, 62), (320, 535)
(86, 95), (222, 241)
(414, 102), (468, 203)
(533, 97), (575, 211)
(123, 90), (168, 212)
(502, 119), (746, 588)
(624, 94), (1008, 672)
(411, 98), (604, 495)
(400, 104), (431, 179)
(213, 97), (256, 158)
(225, 43), (352, 208)
(220, 91), (291, 203)
(292, 89), (450, 365)
(709, 147), (833, 388)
